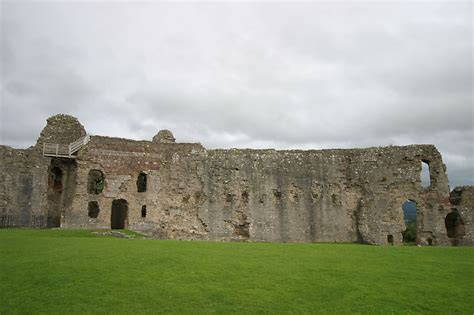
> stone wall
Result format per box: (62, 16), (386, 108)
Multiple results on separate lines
(62, 135), (209, 241)
(0, 146), (49, 228)
(35, 114), (86, 147)
(449, 186), (474, 245)
(1, 114), (472, 246)
(200, 145), (452, 245)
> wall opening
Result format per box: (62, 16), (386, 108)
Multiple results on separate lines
(88, 170), (104, 194)
(47, 165), (63, 228)
(48, 167), (63, 193)
(88, 201), (100, 218)
(445, 208), (465, 245)
(226, 193), (234, 202)
(387, 234), (394, 245)
(273, 189), (282, 198)
(137, 172), (147, 192)
(241, 191), (249, 204)
(141, 205), (147, 218)
(111, 199), (128, 229)
(427, 238), (433, 246)
(46, 159), (78, 228)
(402, 200), (417, 243)
(226, 211), (250, 239)
(421, 160), (431, 188)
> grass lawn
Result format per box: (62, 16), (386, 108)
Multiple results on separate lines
(1, 229), (473, 314)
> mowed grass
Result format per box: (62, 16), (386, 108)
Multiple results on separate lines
(1, 229), (473, 314)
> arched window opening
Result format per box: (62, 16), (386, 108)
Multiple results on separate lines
(137, 172), (147, 192)
(48, 167), (63, 193)
(445, 209), (465, 242)
(88, 201), (100, 218)
(421, 160), (431, 188)
(402, 200), (417, 243)
(141, 205), (147, 218)
(88, 170), (104, 194)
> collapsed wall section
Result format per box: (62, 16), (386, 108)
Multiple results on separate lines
(348, 145), (451, 245)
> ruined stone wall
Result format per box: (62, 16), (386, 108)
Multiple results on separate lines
(0, 146), (49, 227)
(1, 114), (87, 228)
(62, 136), (210, 240)
(449, 186), (474, 245)
(200, 145), (452, 245)
(35, 114), (86, 147)
(1, 114), (472, 246)
(347, 145), (451, 245)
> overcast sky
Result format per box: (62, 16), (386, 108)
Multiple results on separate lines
(0, 1), (472, 188)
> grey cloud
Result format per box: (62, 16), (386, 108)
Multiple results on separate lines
(0, 1), (472, 188)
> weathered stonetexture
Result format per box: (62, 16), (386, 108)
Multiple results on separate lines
(1, 114), (472, 246)
(0, 146), (49, 228)
(448, 186), (474, 245)
(152, 130), (176, 143)
(36, 114), (86, 147)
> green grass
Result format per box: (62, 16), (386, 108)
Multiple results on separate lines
(1, 229), (473, 314)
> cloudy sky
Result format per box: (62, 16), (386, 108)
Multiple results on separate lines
(0, 1), (472, 188)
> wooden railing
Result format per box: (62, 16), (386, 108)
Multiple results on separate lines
(43, 134), (90, 158)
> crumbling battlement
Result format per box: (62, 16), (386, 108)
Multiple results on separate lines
(0, 114), (472, 246)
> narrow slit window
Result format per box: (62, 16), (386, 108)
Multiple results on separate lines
(141, 205), (147, 218)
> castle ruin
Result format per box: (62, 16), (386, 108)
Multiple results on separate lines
(1, 114), (472, 245)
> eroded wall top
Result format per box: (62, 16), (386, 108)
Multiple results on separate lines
(36, 114), (86, 147)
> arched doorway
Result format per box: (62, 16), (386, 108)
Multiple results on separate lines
(111, 199), (128, 229)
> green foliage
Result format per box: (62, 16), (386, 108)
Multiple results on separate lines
(95, 178), (104, 194)
(1, 229), (473, 314)
(403, 221), (417, 243)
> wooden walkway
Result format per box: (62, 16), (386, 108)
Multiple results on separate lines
(43, 134), (90, 158)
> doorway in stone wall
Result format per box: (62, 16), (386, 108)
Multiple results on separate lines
(46, 158), (78, 228)
(402, 200), (417, 244)
(111, 199), (128, 229)
(47, 166), (63, 227)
